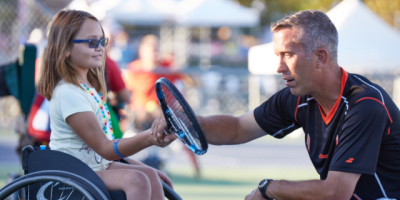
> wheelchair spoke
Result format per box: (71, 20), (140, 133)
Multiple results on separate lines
(65, 188), (75, 200)
(59, 183), (65, 199)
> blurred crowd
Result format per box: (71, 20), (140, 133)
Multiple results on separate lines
(105, 27), (261, 70)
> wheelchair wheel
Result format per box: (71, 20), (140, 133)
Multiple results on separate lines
(0, 170), (109, 200)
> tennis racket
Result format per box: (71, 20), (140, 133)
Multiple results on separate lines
(155, 77), (208, 155)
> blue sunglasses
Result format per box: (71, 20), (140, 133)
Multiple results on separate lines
(72, 38), (109, 48)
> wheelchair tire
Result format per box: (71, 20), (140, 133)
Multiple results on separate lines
(0, 170), (109, 200)
(20, 170), (109, 200)
(0, 175), (94, 200)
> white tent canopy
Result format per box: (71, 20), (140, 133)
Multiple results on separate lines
(249, 0), (400, 75)
(107, 0), (176, 25)
(175, 0), (259, 27)
(107, 0), (259, 27)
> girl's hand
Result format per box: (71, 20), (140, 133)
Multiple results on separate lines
(156, 170), (173, 189)
(149, 131), (174, 147)
(150, 114), (177, 145)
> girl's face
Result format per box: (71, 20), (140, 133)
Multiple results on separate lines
(68, 19), (104, 71)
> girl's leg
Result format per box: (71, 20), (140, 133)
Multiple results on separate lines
(96, 168), (151, 200)
(108, 162), (164, 200)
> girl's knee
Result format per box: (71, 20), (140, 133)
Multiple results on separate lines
(142, 167), (158, 177)
(141, 167), (161, 183)
(122, 171), (152, 199)
(125, 170), (151, 190)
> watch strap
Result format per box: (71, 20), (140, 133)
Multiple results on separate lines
(259, 179), (273, 200)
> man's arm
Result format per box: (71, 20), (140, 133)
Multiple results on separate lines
(151, 110), (267, 145)
(246, 171), (360, 200)
(197, 111), (267, 145)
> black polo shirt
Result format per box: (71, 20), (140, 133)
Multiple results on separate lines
(254, 68), (400, 199)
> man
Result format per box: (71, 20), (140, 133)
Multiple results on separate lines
(152, 10), (400, 199)
(124, 34), (182, 131)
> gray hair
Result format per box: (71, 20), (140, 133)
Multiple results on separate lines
(271, 10), (338, 63)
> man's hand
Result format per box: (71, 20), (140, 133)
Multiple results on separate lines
(156, 170), (173, 189)
(150, 114), (177, 144)
(245, 188), (265, 200)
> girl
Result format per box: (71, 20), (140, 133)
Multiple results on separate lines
(38, 10), (173, 200)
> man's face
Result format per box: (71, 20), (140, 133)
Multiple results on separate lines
(273, 28), (318, 96)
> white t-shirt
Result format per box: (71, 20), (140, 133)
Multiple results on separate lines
(49, 80), (113, 171)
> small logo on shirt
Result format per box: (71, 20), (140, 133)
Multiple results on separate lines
(319, 154), (328, 159)
(346, 158), (354, 163)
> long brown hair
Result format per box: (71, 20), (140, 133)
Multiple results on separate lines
(38, 10), (107, 101)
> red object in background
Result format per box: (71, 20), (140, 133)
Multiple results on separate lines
(27, 94), (51, 143)
(124, 60), (182, 111)
(124, 70), (182, 111)
(106, 56), (126, 92)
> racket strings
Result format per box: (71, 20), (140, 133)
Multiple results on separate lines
(165, 89), (191, 126)
(165, 89), (192, 125)
(163, 86), (202, 149)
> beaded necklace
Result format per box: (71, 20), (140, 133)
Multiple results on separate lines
(78, 81), (114, 140)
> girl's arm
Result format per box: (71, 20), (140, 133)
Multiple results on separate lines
(66, 111), (172, 160)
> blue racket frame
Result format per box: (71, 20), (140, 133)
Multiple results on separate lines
(155, 78), (208, 155)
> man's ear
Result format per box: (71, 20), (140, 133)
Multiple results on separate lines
(316, 49), (329, 69)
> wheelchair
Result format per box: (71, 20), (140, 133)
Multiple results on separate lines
(0, 145), (182, 200)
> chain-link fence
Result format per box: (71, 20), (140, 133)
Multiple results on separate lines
(0, 0), (54, 66)
(183, 70), (396, 117)
(0, 0), (54, 129)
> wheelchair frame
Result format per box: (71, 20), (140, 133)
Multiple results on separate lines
(0, 145), (182, 200)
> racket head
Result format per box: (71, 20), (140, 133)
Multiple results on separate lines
(155, 77), (208, 155)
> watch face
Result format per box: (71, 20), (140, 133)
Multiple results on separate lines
(258, 179), (267, 189)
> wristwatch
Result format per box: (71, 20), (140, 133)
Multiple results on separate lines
(258, 179), (273, 200)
